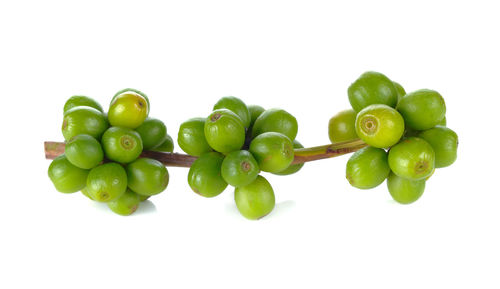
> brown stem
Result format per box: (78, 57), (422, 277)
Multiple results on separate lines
(44, 139), (367, 168)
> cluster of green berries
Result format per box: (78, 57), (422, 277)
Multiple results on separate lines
(329, 71), (458, 204)
(48, 90), (174, 215)
(178, 96), (301, 219)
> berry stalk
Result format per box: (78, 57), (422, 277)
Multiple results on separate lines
(44, 139), (367, 167)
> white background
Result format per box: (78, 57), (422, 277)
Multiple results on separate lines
(1, 0), (499, 288)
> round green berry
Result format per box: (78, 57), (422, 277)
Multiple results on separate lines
(204, 109), (246, 153)
(48, 154), (89, 193)
(213, 96), (251, 128)
(108, 91), (148, 129)
(249, 132), (294, 173)
(234, 175), (275, 220)
(388, 137), (435, 180)
(346, 146), (390, 189)
(221, 150), (260, 187)
(111, 88), (150, 113)
(63, 95), (103, 113)
(397, 89), (446, 130)
(393, 81), (406, 103)
(65, 134), (103, 169)
(328, 109), (358, 143)
(178, 117), (212, 156)
(273, 139), (304, 176)
(86, 163), (128, 202)
(135, 117), (167, 150)
(101, 127), (143, 163)
(188, 152), (227, 198)
(348, 71), (398, 112)
(418, 126), (458, 168)
(62, 106), (108, 141)
(387, 173), (425, 204)
(355, 104), (405, 148)
(247, 105), (265, 128)
(154, 134), (174, 153)
(81, 187), (94, 200)
(107, 189), (141, 216)
(126, 158), (169, 196)
(251, 108), (298, 141)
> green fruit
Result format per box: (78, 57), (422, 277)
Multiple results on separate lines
(249, 132), (294, 173)
(65, 134), (104, 169)
(437, 116), (447, 126)
(178, 117), (212, 156)
(393, 82), (406, 103)
(81, 187), (94, 200)
(221, 150), (260, 187)
(63, 95), (103, 113)
(204, 109), (246, 153)
(48, 154), (89, 193)
(107, 189), (141, 216)
(135, 117), (167, 150)
(418, 126), (458, 168)
(187, 152), (227, 198)
(251, 108), (298, 141)
(213, 96), (251, 128)
(154, 134), (174, 153)
(127, 158), (169, 196)
(355, 104), (405, 148)
(248, 105), (265, 127)
(387, 173), (425, 204)
(86, 163), (128, 202)
(388, 137), (435, 180)
(101, 127), (143, 163)
(346, 146), (390, 189)
(234, 175), (275, 220)
(348, 71), (399, 112)
(273, 140), (304, 175)
(397, 89), (446, 130)
(108, 91), (148, 129)
(111, 88), (150, 113)
(328, 109), (358, 143)
(62, 107), (108, 141)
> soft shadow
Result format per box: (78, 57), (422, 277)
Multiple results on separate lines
(134, 200), (157, 215)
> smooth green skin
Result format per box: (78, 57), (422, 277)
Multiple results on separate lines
(328, 109), (358, 143)
(387, 173), (425, 204)
(393, 82), (406, 104)
(65, 134), (104, 169)
(62, 106), (108, 141)
(204, 109), (246, 153)
(355, 104), (405, 148)
(101, 127), (143, 163)
(108, 92), (149, 129)
(135, 117), (167, 150)
(346, 146), (390, 189)
(249, 132), (294, 173)
(127, 158), (169, 196)
(388, 137), (436, 180)
(178, 118), (212, 156)
(81, 187), (94, 200)
(438, 116), (447, 126)
(397, 89), (446, 130)
(48, 155), (89, 193)
(248, 105), (265, 127)
(221, 150), (260, 187)
(251, 108), (298, 141)
(86, 163), (128, 202)
(188, 152), (228, 198)
(213, 96), (251, 128)
(234, 175), (275, 220)
(154, 134), (174, 153)
(348, 71), (399, 112)
(63, 95), (103, 113)
(418, 126), (458, 168)
(273, 140), (304, 175)
(107, 189), (141, 216)
(111, 88), (150, 114)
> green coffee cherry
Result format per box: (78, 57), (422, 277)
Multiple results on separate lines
(213, 96), (251, 128)
(48, 155), (89, 193)
(234, 175), (275, 220)
(154, 134), (174, 153)
(221, 150), (260, 187)
(249, 132), (294, 173)
(437, 116), (447, 126)
(111, 88), (150, 113)
(251, 108), (298, 141)
(108, 91), (148, 129)
(107, 189), (141, 216)
(101, 127), (143, 163)
(388, 137), (435, 180)
(188, 152), (227, 197)
(135, 117), (167, 150)
(65, 134), (103, 169)
(63, 95), (103, 113)
(273, 139), (304, 176)
(86, 163), (128, 202)
(393, 82), (406, 103)
(348, 71), (398, 112)
(328, 109), (358, 143)
(81, 187), (94, 200)
(247, 105), (265, 128)
(346, 146), (390, 189)
(355, 104), (405, 148)
(126, 158), (169, 196)
(178, 117), (212, 156)
(397, 89), (446, 130)
(204, 109), (246, 153)
(418, 126), (458, 168)
(62, 106), (108, 141)
(387, 173), (425, 204)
